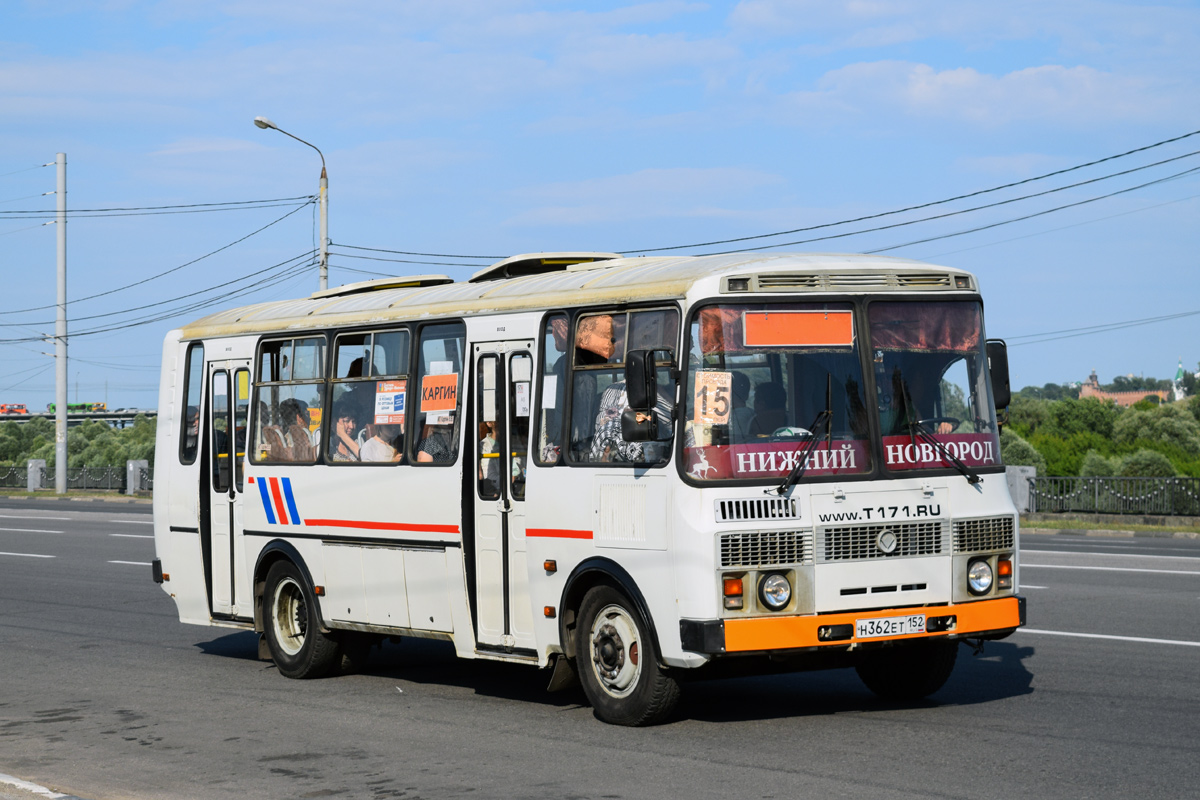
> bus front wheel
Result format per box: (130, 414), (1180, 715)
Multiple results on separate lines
(575, 585), (680, 726)
(854, 639), (958, 701)
(263, 560), (340, 679)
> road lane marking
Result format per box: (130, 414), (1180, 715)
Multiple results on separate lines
(0, 551), (55, 558)
(1022, 564), (1200, 576)
(0, 527), (65, 533)
(110, 533), (154, 539)
(109, 560), (152, 566)
(110, 519), (153, 525)
(1025, 549), (1200, 561)
(1019, 584), (1048, 589)
(0, 771), (79, 799)
(1021, 628), (1200, 647)
(0, 514), (71, 521)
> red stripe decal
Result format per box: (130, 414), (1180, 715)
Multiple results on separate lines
(247, 476), (255, 484)
(305, 518), (460, 534)
(527, 528), (593, 540)
(268, 477), (290, 525)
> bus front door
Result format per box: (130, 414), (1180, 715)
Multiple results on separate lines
(205, 361), (251, 619)
(471, 341), (536, 653)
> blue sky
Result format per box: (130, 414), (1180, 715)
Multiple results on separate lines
(2, 0), (1198, 409)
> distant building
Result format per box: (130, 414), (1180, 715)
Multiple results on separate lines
(1079, 369), (1169, 407)
(1175, 360), (1186, 402)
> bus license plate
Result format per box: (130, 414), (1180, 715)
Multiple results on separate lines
(855, 614), (926, 639)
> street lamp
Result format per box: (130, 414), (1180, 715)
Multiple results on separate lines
(254, 116), (329, 291)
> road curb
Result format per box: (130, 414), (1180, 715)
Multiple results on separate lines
(1022, 526), (1200, 540)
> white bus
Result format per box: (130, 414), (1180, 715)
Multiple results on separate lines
(152, 252), (1024, 726)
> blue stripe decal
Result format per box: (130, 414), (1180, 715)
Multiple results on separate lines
(282, 477), (301, 525)
(257, 480), (277, 525)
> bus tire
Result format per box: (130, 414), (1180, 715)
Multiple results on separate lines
(263, 560), (339, 679)
(575, 585), (679, 726)
(854, 639), (958, 701)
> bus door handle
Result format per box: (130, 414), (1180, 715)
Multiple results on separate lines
(498, 497), (513, 514)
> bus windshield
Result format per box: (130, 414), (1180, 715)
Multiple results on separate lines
(868, 300), (999, 473)
(682, 301), (873, 482)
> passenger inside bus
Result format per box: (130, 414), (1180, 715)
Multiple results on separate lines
(728, 372), (755, 443)
(278, 398), (317, 461)
(331, 398), (360, 461)
(361, 423), (403, 462)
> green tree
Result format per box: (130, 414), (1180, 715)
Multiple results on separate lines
(1117, 449), (1177, 477)
(1113, 404), (1200, 456)
(1000, 428), (1046, 476)
(1042, 397), (1121, 440)
(1079, 450), (1117, 477)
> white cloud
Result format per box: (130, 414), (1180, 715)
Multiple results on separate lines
(783, 60), (1161, 126)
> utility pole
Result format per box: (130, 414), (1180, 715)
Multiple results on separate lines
(253, 117), (328, 290)
(54, 153), (67, 494)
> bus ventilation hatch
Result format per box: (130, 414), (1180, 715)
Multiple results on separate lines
(715, 497), (799, 522)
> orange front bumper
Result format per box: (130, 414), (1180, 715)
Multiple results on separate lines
(723, 595), (1022, 653)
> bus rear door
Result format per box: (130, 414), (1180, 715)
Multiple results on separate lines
(205, 361), (251, 619)
(471, 341), (536, 654)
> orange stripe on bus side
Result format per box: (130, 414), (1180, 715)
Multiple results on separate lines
(723, 596), (1021, 653)
(526, 528), (593, 540)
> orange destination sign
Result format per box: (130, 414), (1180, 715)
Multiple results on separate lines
(743, 310), (854, 347)
(420, 373), (458, 412)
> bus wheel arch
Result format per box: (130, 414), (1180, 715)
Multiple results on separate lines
(558, 558), (662, 666)
(253, 540), (327, 634)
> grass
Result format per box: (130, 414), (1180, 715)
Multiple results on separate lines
(1022, 515), (1200, 535)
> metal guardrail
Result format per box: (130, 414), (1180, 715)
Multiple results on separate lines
(66, 466), (126, 491)
(1029, 476), (1200, 516)
(139, 466), (153, 491)
(0, 466), (25, 488)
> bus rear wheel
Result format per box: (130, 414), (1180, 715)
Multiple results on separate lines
(263, 560), (339, 679)
(855, 639), (958, 701)
(575, 585), (680, 726)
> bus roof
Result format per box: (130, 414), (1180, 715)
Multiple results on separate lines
(178, 252), (976, 340)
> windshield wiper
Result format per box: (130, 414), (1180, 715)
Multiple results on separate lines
(770, 376), (834, 496)
(899, 379), (981, 485)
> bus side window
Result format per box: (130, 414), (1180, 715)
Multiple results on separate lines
(179, 342), (204, 465)
(411, 322), (465, 466)
(251, 337), (326, 464)
(535, 313), (568, 466)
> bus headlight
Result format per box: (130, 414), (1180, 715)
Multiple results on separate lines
(759, 573), (792, 611)
(967, 558), (993, 596)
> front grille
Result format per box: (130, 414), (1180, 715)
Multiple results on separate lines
(818, 521), (947, 562)
(953, 516), (1015, 553)
(715, 497), (799, 522)
(720, 530), (812, 568)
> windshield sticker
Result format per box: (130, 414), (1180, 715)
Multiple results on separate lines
(374, 380), (406, 424)
(743, 310), (854, 348)
(881, 434), (997, 469)
(693, 371), (732, 425)
(686, 441), (867, 480)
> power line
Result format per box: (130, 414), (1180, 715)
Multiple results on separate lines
(332, 242), (500, 260)
(865, 164), (1200, 254)
(328, 248), (488, 268)
(0, 164), (48, 180)
(0, 201), (315, 315)
(0, 195), (315, 218)
(620, 127), (1200, 254)
(1006, 307), (1200, 347)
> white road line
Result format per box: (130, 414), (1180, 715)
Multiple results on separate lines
(0, 527), (65, 533)
(109, 519), (153, 525)
(0, 551), (55, 558)
(110, 533), (154, 539)
(109, 560), (152, 566)
(0, 771), (78, 799)
(1021, 628), (1200, 648)
(1019, 584), (1048, 589)
(1022, 564), (1200, 576)
(0, 514), (71, 521)
(1025, 549), (1200, 561)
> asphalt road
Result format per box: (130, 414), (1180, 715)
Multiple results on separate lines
(1, 499), (1197, 799)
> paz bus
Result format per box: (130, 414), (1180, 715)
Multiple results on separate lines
(152, 252), (1024, 726)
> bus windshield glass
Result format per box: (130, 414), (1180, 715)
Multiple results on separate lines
(868, 300), (1000, 473)
(682, 302), (873, 482)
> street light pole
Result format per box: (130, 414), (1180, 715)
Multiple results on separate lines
(254, 116), (328, 291)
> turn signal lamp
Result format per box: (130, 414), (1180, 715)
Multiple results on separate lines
(997, 558), (1013, 590)
(723, 576), (744, 610)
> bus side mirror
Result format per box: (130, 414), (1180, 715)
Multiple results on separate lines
(624, 349), (658, 412)
(987, 339), (1011, 409)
